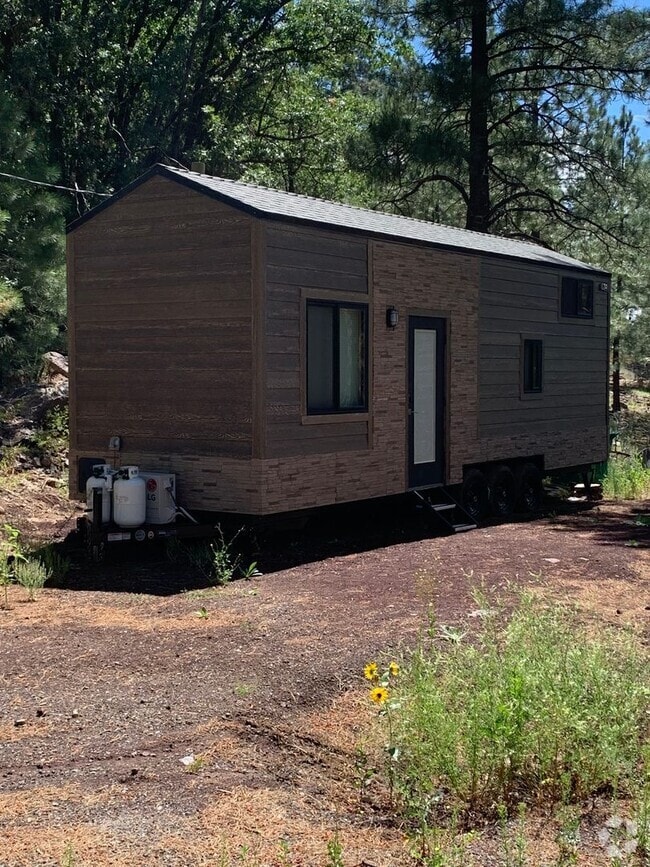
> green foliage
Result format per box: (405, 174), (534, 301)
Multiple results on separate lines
(33, 405), (69, 454)
(14, 557), (49, 601)
(167, 527), (253, 586)
(0, 522), (25, 608)
(0, 84), (65, 387)
(634, 745), (650, 860)
(325, 834), (345, 867)
(380, 593), (649, 820)
(34, 544), (70, 582)
(602, 454), (650, 500)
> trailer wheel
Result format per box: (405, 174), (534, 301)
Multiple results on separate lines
(461, 469), (489, 523)
(515, 463), (544, 513)
(488, 465), (517, 518)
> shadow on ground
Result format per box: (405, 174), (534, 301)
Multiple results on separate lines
(50, 492), (611, 596)
(545, 500), (649, 551)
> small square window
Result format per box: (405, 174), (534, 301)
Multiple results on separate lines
(561, 277), (593, 318)
(307, 301), (368, 413)
(523, 339), (543, 393)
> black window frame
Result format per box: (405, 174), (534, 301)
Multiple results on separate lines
(306, 299), (369, 415)
(522, 338), (543, 394)
(561, 277), (594, 319)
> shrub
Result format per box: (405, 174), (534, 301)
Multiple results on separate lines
(379, 593), (649, 820)
(602, 453), (650, 500)
(34, 544), (70, 581)
(14, 558), (49, 601)
(0, 523), (25, 608)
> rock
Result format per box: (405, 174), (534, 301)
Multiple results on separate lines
(605, 815), (624, 829)
(14, 718), (26, 727)
(71, 708), (79, 718)
(42, 352), (68, 378)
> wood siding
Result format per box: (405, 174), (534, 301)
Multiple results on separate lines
(68, 175), (256, 510)
(477, 260), (608, 469)
(263, 223), (370, 459)
(253, 239), (481, 511)
(69, 179), (609, 515)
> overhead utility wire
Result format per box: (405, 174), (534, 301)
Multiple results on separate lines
(0, 170), (111, 197)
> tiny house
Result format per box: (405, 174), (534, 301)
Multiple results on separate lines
(67, 165), (610, 526)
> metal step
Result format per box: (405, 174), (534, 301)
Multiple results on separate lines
(412, 489), (478, 535)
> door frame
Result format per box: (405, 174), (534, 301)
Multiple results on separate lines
(407, 315), (447, 488)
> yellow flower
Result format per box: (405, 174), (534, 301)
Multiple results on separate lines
(363, 662), (379, 681)
(370, 686), (389, 705)
(388, 661), (400, 677)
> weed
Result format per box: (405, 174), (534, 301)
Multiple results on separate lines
(497, 802), (527, 867)
(196, 606), (209, 619)
(234, 682), (255, 697)
(407, 817), (475, 867)
(15, 558), (49, 601)
(602, 453), (650, 500)
(167, 526), (255, 586)
(325, 833), (345, 867)
(185, 755), (205, 774)
(241, 560), (260, 579)
(60, 843), (76, 867)
(354, 745), (375, 799)
(554, 806), (580, 866)
(634, 745), (650, 859)
(374, 591), (649, 821)
(0, 523), (26, 608)
(210, 527), (239, 585)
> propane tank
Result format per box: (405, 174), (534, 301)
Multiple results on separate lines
(86, 464), (113, 524)
(113, 466), (146, 529)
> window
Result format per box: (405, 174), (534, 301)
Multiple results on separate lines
(561, 277), (593, 318)
(307, 301), (367, 413)
(523, 339), (543, 393)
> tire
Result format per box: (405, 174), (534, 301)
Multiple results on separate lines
(515, 462), (544, 513)
(488, 464), (517, 518)
(461, 469), (489, 523)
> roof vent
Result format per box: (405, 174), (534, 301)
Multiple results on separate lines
(190, 161), (206, 174)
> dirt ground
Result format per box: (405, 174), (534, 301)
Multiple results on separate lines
(0, 475), (649, 866)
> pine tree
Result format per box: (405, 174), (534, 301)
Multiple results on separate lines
(0, 85), (66, 388)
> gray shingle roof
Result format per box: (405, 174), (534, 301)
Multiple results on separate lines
(162, 166), (604, 273)
(69, 164), (607, 275)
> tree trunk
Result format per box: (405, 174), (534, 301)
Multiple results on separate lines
(467, 0), (490, 233)
(612, 332), (621, 412)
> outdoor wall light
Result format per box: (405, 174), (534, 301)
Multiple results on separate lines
(386, 306), (399, 328)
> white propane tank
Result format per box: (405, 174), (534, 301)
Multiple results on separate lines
(113, 466), (146, 529)
(140, 472), (177, 525)
(86, 465), (113, 524)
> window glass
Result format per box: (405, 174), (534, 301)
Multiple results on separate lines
(307, 302), (367, 413)
(307, 304), (334, 411)
(561, 277), (593, 318)
(523, 339), (543, 393)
